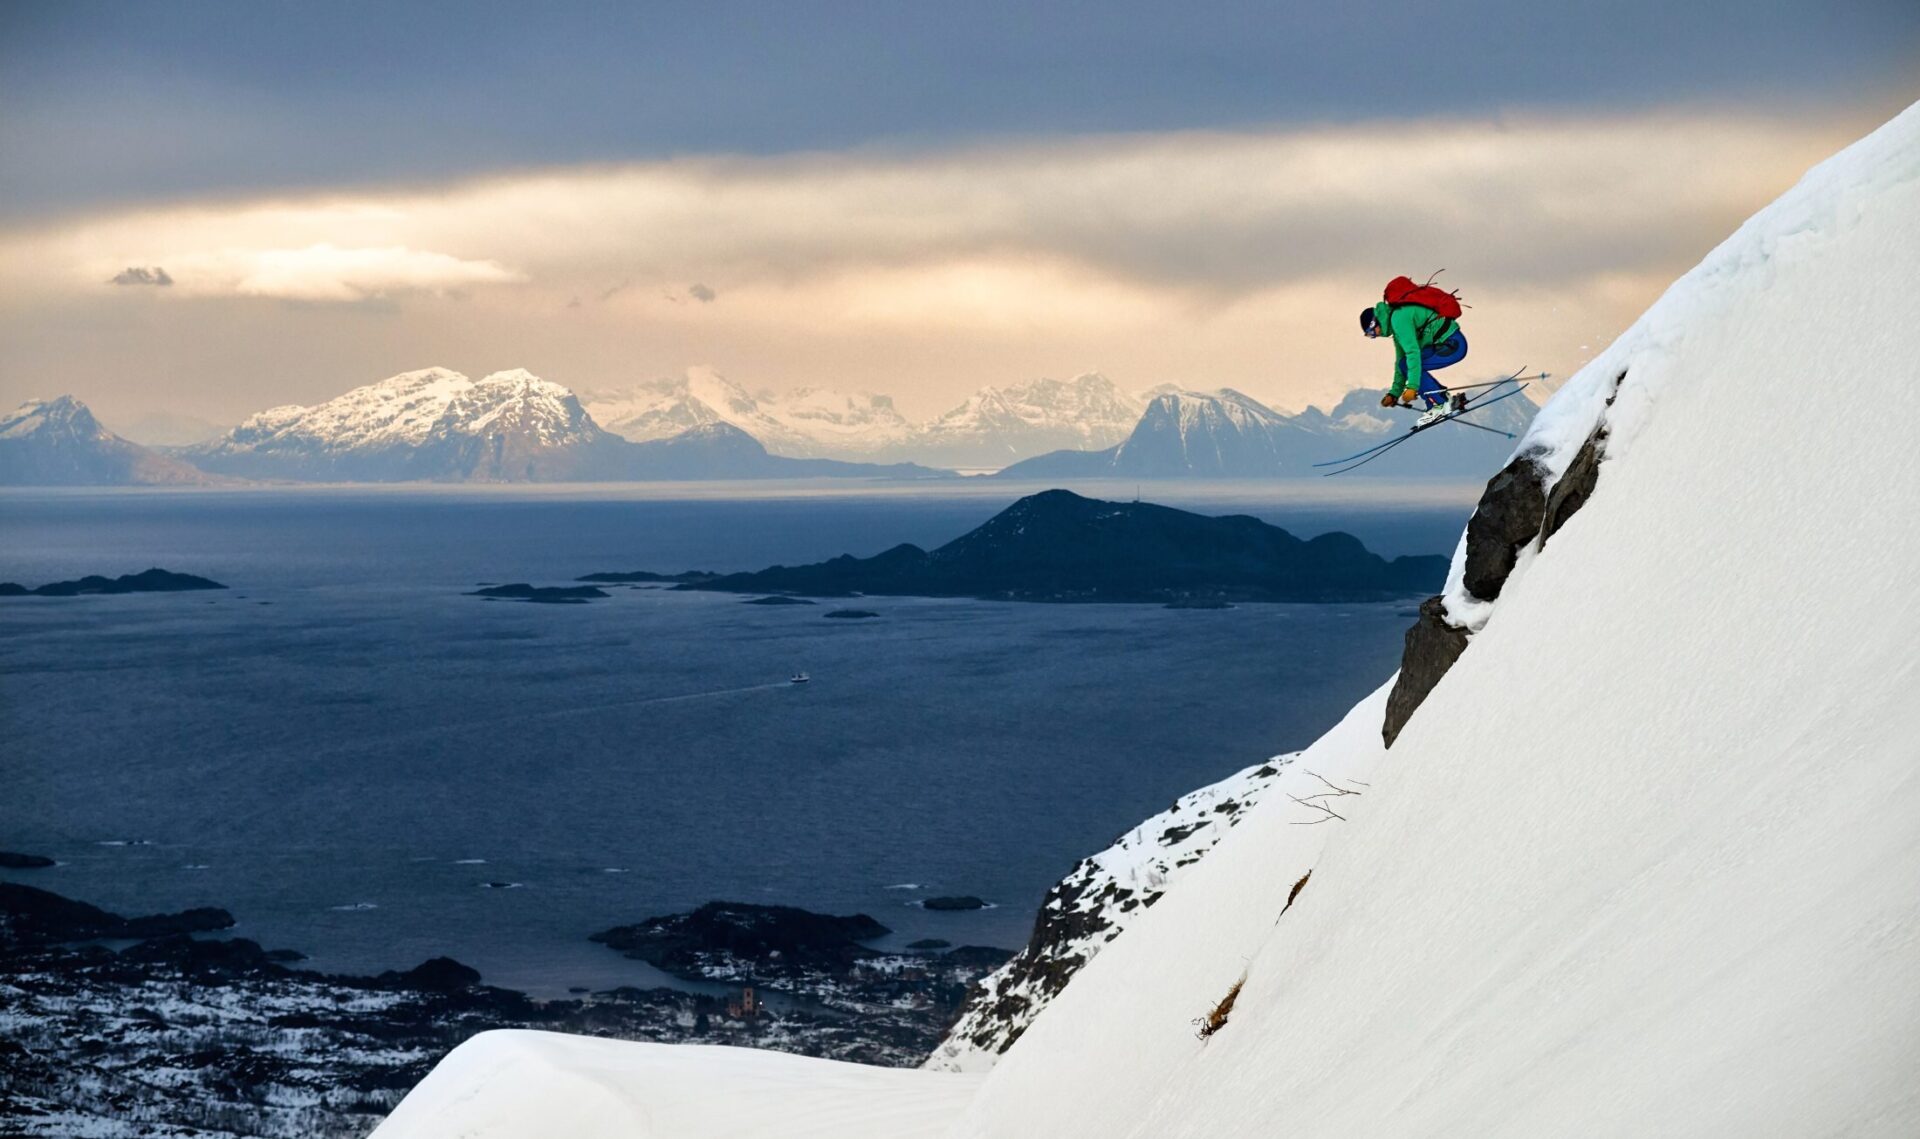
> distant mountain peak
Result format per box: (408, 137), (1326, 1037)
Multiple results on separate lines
(0, 395), (211, 485)
(187, 368), (623, 481)
(2, 394), (108, 441)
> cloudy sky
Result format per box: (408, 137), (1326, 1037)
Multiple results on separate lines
(1, 1), (1914, 428)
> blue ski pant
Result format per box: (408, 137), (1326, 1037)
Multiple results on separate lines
(1396, 331), (1470, 407)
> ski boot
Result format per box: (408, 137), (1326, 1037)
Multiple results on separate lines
(1415, 401), (1452, 428)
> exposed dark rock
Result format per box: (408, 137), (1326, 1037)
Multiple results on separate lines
(1281, 870), (1312, 917)
(0, 882), (235, 948)
(825, 609), (881, 619)
(0, 851), (56, 869)
(377, 956), (482, 992)
(118, 934), (291, 977)
(466, 583), (609, 603)
(1383, 596), (1473, 747)
(944, 945), (1019, 970)
(1542, 425), (1608, 547)
(1463, 457), (1550, 600)
(922, 896), (988, 911)
(0, 568), (227, 597)
(1159, 822), (1205, 845)
(744, 595), (817, 606)
(907, 938), (953, 950)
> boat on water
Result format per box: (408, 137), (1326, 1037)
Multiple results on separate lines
(790, 673), (810, 684)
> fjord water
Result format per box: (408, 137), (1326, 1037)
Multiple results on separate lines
(0, 481), (1476, 996)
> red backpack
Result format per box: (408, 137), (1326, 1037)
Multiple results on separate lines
(1383, 274), (1464, 320)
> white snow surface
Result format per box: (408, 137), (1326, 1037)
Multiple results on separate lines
(211, 367), (600, 454)
(375, 103), (1920, 1138)
(951, 99), (1920, 1139)
(1, 395), (110, 440)
(369, 1031), (977, 1139)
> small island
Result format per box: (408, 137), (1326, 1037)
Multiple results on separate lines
(467, 583), (609, 604)
(922, 895), (989, 911)
(825, 609), (880, 619)
(0, 568), (227, 597)
(581, 490), (1446, 604)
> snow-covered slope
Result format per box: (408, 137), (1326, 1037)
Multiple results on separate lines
(951, 99), (1920, 1139)
(371, 1032), (978, 1139)
(0, 395), (212, 485)
(927, 754), (1307, 1072)
(187, 368), (631, 481)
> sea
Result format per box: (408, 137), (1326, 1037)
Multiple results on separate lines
(0, 478), (1480, 997)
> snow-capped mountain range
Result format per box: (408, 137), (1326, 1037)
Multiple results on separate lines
(0, 395), (211, 485)
(584, 370), (1143, 469)
(176, 369), (946, 483)
(12, 371), (1535, 485)
(999, 384), (1539, 478)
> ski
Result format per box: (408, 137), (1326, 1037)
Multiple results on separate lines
(1315, 382), (1531, 476)
(1429, 369), (1548, 395)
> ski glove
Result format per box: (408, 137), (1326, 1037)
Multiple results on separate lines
(1379, 393), (1396, 408)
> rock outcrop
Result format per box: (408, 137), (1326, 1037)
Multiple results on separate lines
(1462, 456), (1551, 601)
(1382, 597), (1473, 746)
(1381, 371), (1625, 745)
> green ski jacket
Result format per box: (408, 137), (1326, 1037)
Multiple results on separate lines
(1375, 300), (1460, 398)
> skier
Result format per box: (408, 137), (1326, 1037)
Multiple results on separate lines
(1361, 275), (1469, 423)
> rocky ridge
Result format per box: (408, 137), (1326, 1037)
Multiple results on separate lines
(928, 756), (1292, 1070)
